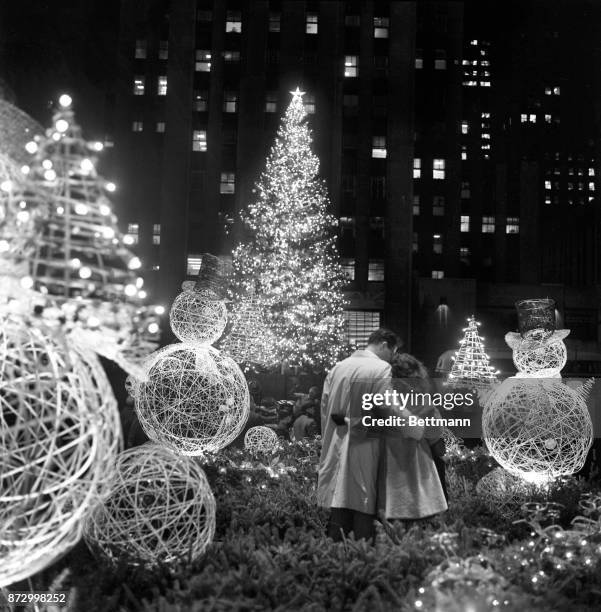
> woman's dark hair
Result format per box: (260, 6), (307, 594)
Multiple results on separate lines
(367, 328), (401, 349)
(391, 353), (432, 393)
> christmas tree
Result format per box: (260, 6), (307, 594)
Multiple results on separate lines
(231, 88), (348, 371)
(447, 316), (498, 388)
(22, 94), (143, 300)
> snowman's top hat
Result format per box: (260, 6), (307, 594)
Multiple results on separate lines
(515, 298), (556, 341)
(192, 253), (231, 300)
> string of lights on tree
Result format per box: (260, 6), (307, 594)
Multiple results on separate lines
(447, 315), (499, 388)
(231, 88), (348, 372)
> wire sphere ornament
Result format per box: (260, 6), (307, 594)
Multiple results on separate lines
(482, 378), (593, 484)
(134, 344), (250, 455)
(244, 426), (279, 454)
(0, 319), (122, 588)
(0, 98), (43, 165)
(475, 467), (534, 520)
(84, 443), (215, 568)
(169, 289), (227, 344)
(506, 331), (569, 377)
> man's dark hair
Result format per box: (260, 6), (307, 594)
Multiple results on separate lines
(366, 328), (401, 349)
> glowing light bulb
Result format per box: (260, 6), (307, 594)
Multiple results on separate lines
(0, 180), (13, 192)
(16, 211), (30, 223)
(80, 158), (94, 173)
(70, 258), (81, 269)
(59, 94), (72, 107)
(75, 203), (88, 215)
(123, 235), (134, 245)
(154, 305), (165, 315)
(93, 142), (104, 151)
(20, 276), (34, 289)
(25, 141), (38, 154)
(102, 227), (115, 239)
(135, 277), (144, 289)
(42, 160), (53, 170)
(105, 182), (116, 192)
(148, 322), (159, 334)
(124, 284), (137, 297)
(44, 169), (57, 181)
(20, 165), (30, 175)
(99, 204), (111, 216)
(52, 133), (61, 141)
(138, 290), (147, 299)
(57, 206), (64, 214)
(0, 240), (10, 253)
(79, 266), (92, 279)
(87, 316), (100, 328)
(56, 119), (69, 132)
(128, 257), (141, 270)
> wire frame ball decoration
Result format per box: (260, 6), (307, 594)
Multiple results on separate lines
(134, 344), (250, 455)
(505, 331), (569, 377)
(84, 443), (215, 568)
(0, 98), (43, 165)
(169, 288), (227, 344)
(0, 319), (122, 588)
(475, 467), (534, 520)
(244, 426), (279, 454)
(482, 378), (593, 484)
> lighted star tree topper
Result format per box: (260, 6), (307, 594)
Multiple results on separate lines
(447, 316), (499, 389)
(231, 88), (348, 371)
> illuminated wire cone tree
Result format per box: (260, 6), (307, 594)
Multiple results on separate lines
(447, 316), (498, 389)
(22, 95), (143, 301)
(231, 88), (347, 371)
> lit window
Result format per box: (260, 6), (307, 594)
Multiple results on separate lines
(220, 172), (235, 194)
(152, 265), (160, 271)
(413, 195), (420, 215)
(195, 50), (211, 72)
(135, 40), (146, 59)
(413, 158), (421, 179)
(187, 254), (202, 276)
(368, 261), (385, 281)
(506, 217), (520, 234)
(545, 180), (551, 190)
(463, 80), (477, 87)
(432, 270), (444, 279)
(265, 92), (277, 113)
(480, 81), (491, 87)
(159, 40), (168, 60)
(222, 50), (240, 62)
(460, 247), (470, 258)
(133, 76), (145, 95)
(589, 168), (595, 176)
(374, 17), (389, 38)
(545, 87), (552, 95)
(372, 136), (387, 159)
(344, 55), (358, 78)
(156, 122), (165, 133)
(433, 196), (445, 216)
(153, 223), (160, 245)
(589, 182), (596, 191)
(433, 158), (445, 180)
(341, 258), (355, 281)
(529, 114), (536, 123)
(192, 130), (207, 152)
(132, 121), (143, 132)
(461, 121), (468, 134)
(345, 15), (360, 27)
(553, 86), (560, 95)
(306, 13), (318, 34)
(226, 11), (242, 33)
(545, 196), (551, 205)
(482, 216), (495, 233)
(269, 12), (280, 32)
(545, 114), (552, 123)
(520, 114), (527, 123)
(157, 76), (167, 96)
(433, 235), (443, 254)
(481, 112), (490, 118)
(223, 91), (237, 113)
(461, 147), (467, 161)
(415, 49), (423, 69)
(194, 91), (208, 112)
(471, 39), (478, 46)
(345, 310), (381, 348)
(460, 215), (470, 232)
(578, 182), (584, 191)
(126, 223), (139, 244)
(482, 133), (490, 139)
(434, 50), (446, 70)
(304, 94), (316, 114)
(461, 182), (470, 198)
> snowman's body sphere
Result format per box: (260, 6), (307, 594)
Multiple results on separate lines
(134, 343), (249, 455)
